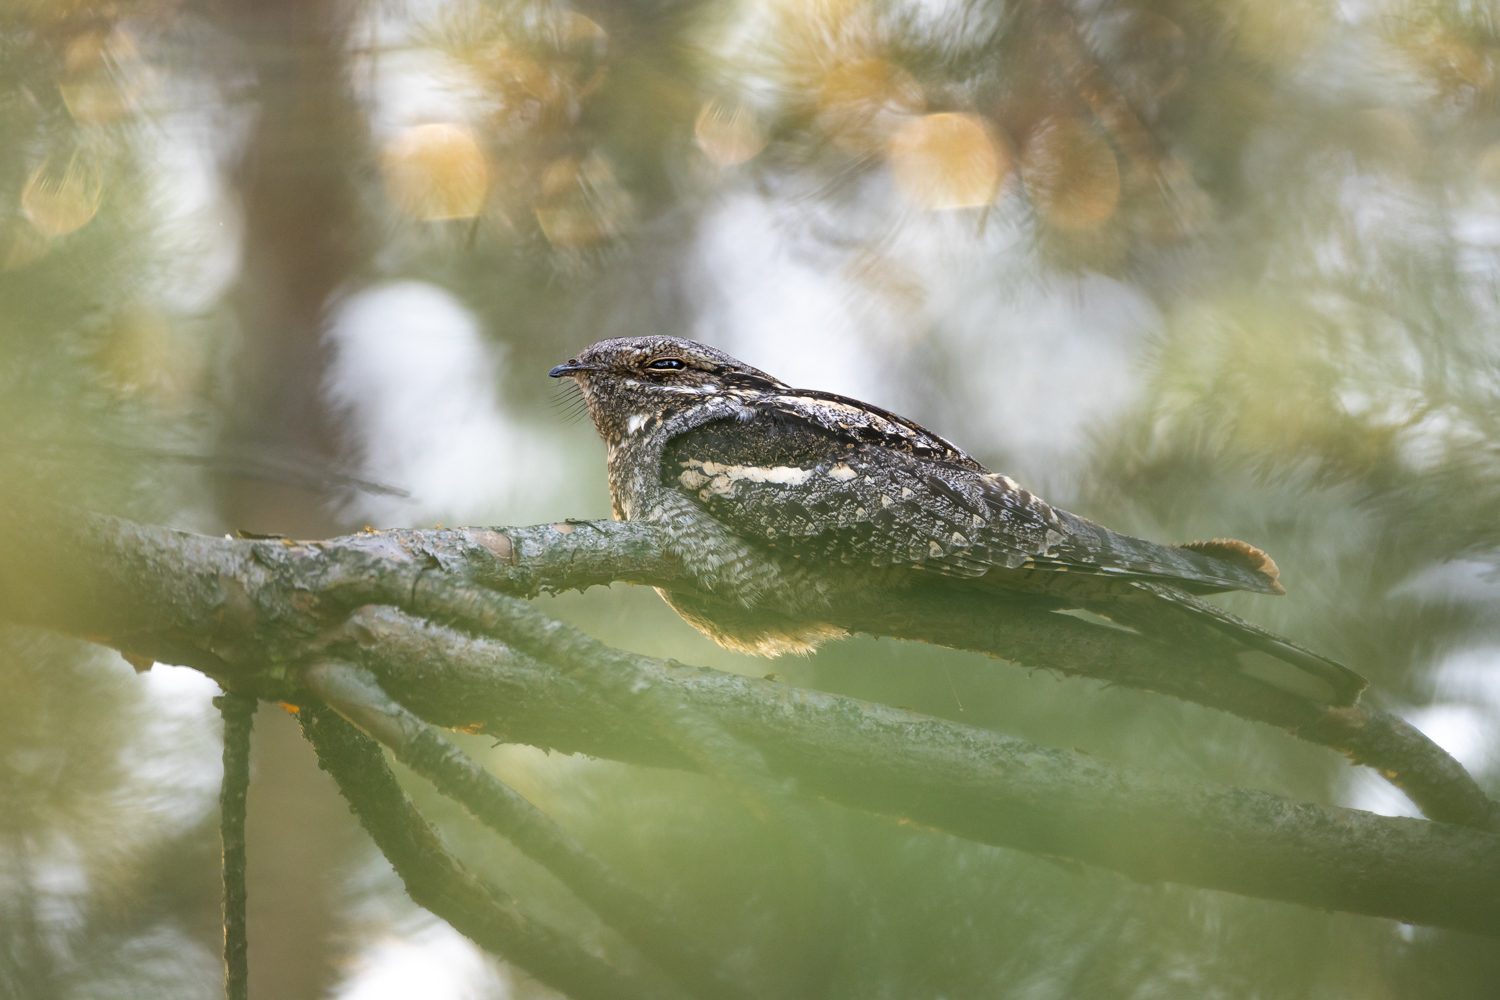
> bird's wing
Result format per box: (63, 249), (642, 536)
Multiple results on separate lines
(660, 399), (1283, 596)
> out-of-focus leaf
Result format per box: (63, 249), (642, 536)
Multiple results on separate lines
(383, 123), (490, 221)
(888, 112), (1008, 209)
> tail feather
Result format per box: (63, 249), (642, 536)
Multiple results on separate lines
(1090, 582), (1367, 706)
(1175, 538), (1285, 595)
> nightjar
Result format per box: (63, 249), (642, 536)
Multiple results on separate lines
(550, 336), (1365, 705)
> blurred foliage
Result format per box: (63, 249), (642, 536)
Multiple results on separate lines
(5, 0), (1500, 996)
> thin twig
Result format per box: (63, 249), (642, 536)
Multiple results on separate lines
(214, 691), (257, 1000)
(304, 659), (755, 1000)
(296, 703), (688, 1000)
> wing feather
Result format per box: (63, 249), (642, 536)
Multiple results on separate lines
(1096, 582), (1367, 704)
(661, 405), (1284, 596)
(660, 400), (1364, 703)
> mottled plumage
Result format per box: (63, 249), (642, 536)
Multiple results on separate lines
(550, 336), (1366, 705)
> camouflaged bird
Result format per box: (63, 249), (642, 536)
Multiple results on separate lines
(550, 336), (1366, 705)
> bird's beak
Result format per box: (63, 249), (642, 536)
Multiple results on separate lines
(549, 359), (594, 378)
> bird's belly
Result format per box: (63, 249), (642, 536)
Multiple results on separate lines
(619, 485), (874, 654)
(654, 588), (846, 656)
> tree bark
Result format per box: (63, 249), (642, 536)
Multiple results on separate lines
(1, 509), (1497, 939)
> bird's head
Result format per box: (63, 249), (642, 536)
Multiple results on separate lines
(549, 336), (784, 442)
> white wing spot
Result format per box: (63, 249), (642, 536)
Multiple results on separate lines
(741, 465), (814, 485)
(928, 541), (944, 558)
(901, 486), (914, 499)
(626, 413), (651, 435)
(828, 464), (857, 481)
(881, 494), (894, 507)
(682, 458), (813, 487)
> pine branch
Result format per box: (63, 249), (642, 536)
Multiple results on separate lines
(296, 702), (690, 1000)
(1, 508), (1497, 938)
(304, 658), (756, 1000)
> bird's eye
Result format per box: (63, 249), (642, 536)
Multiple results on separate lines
(646, 358), (686, 370)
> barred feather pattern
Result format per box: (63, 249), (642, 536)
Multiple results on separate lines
(552, 336), (1365, 703)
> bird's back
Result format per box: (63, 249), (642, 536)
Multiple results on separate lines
(553, 335), (1366, 704)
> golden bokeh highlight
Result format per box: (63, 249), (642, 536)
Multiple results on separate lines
(1397, 25), (1494, 105)
(888, 113), (1008, 210)
(559, 11), (608, 55)
(773, 0), (873, 67)
(446, 9), (606, 138)
(382, 123), (489, 221)
(534, 155), (631, 249)
(60, 28), (150, 125)
(470, 41), (556, 127)
(22, 151), (105, 237)
(1019, 116), (1120, 230)
(431, 5), (619, 244)
(1129, 12), (1187, 97)
(816, 58), (924, 154)
(695, 99), (766, 166)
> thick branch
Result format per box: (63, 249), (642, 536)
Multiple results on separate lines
(126, 514), (1478, 833)
(2, 510), (1498, 934)
(390, 520), (1500, 833)
(337, 605), (1500, 937)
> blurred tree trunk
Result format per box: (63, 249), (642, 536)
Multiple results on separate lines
(210, 0), (372, 995)
(219, 0), (366, 537)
